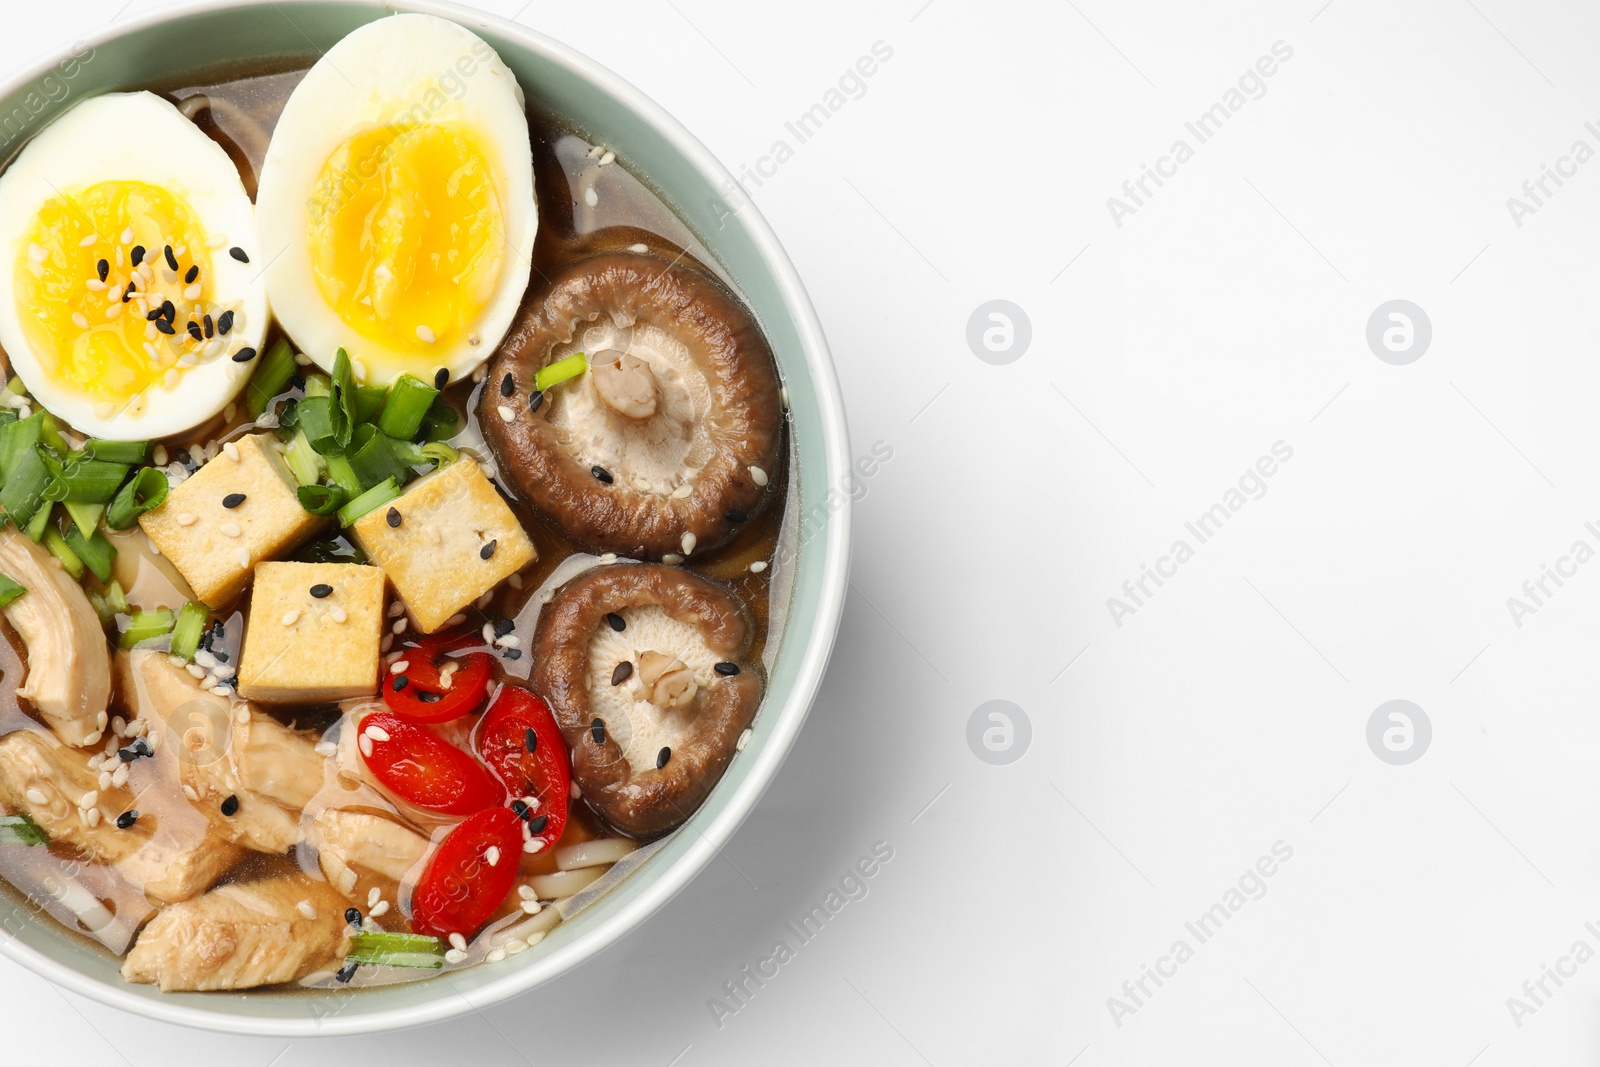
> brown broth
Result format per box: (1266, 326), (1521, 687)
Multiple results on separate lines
(0, 54), (790, 979)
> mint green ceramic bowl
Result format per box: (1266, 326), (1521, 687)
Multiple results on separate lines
(0, 0), (849, 1035)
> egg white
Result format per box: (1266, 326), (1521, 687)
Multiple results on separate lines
(0, 91), (268, 441)
(254, 14), (537, 388)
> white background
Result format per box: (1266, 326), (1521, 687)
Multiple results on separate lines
(2, 0), (1599, 1063)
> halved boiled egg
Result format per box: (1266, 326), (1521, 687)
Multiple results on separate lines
(255, 14), (537, 387)
(0, 92), (268, 441)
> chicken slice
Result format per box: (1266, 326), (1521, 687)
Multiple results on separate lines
(117, 650), (324, 854)
(0, 729), (240, 901)
(0, 526), (112, 747)
(121, 871), (351, 991)
(307, 807), (429, 901)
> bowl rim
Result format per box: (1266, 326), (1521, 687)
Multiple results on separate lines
(0, 0), (851, 1037)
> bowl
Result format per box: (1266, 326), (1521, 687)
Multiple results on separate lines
(0, 0), (850, 1036)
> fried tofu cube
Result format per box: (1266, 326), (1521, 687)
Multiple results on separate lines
(139, 435), (325, 608)
(237, 562), (385, 703)
(350, 459), (535, 634)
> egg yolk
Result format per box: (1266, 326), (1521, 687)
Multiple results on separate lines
(307, 123), (503, 364)
(17, 181), (215, 404)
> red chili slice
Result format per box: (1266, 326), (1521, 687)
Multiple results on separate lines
(383, 631), (495, 724)
(411, 807), (523, 939)
(478, 684), (570, 852)
(358, 711), (503, 816)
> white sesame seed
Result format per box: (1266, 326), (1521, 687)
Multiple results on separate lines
(449, 933), (467, 952)
(672, 483), (693, 499)
(388, 601), (406, 619)
(176, 511), (197, 526)
(358, 734), (373, 758)
(353, 359), (368, 380)
(444, 948), (468, 965)
(486, 947), (506, 963)
(662, 553), (683, 565)
(416, 325), (436, 344)
(584, 186), (598, 207)
(496, 634), (521, 649)
(183, 283), (201, 301)
(497, 404), (516, 422)
(294, 351), (313, 366)
(749, 466), (768, 487)
(330, 605), (347, 623)
(85, 807), (101, 827)
(71, 312), (89, 330)
(79, 233), (99, 248)
(209, 685), (231, 696)
(80, 790), (97, 808)
(486, 845), (501, 867)
(737, 727), (752, 751)
(236, 547), (250, 568)
(522, 837), (546, 854)
(367, 887), (381, 908)
(163, 368), (179, 389)
(234, 706), (249, 724)
(681, 532), (696, 556)
(296, 900), (317, 920)
(194, 649), (217, 669)
(85, 279), (107, 292)
(599, 150), (615, 166)
(314, 741), (337, 757)
(111, 764), (128, 788)
(281, 609), (301, 626)
(390, 660), (410, 674)
(381, 633), (394, 652)
(24, 787), (47, 806)
(223, 441), (239, 462)
(392, 618), (407, 635)
(363, 724), (391, 743)
(599, 553), (617, 564)
(96, 710), (107, 730)
(517, 884), (535, 900)
(749, 561), (768, 573)
(446, 613), (467, 627)
(369, 899), (390, 918)
(105, 303), (123, 321)
(185, 662), (206, 679)
(98, 772), (113, 791)
(219, 522), (241, 537)
(120, 227), (134, 245)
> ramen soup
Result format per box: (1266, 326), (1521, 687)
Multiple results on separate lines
(0, 14), (787, 992)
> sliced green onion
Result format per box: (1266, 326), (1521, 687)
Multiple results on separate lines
(23, 504), (48, 543)
(64, 525), (116, 584)
(303, 373), (332, 399)
(106, 467), (169, 530)
(324, 454), (366, 498)
(91, 578), (129, 625)
(391, 439), (458, 471)
(337, 477), (400, 527)
(298, 396), (348, 457)
(63, 500), (104, 536)
(535, 352), (587, 393)
(296, 483), (346, 516)
(346, 931), (444, 969)
(0, 410), (18, 430)
(58, 457), (130, 504)
(0, 572), (26, 609)
(283, 429), (324, 487)
(0, 415), (43, 485)
(375, 374), (439, 440)
(0, 812), (47, 846)
(332, 348), (358, 440)
(4, 377), (26, 397)
(355, 384), (388, 425)
(2, 448), (53, 526)
(37, 415), (67, 454)
(42, 528), (83, 581)
(118, 608), (175, 649)
(246, 338), (298, 417)
(81, 439), (148, 464)
(348, 428), (408, 488)
(168, 601), (209, 661)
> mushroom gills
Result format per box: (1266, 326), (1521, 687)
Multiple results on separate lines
(586, 605), (720, 775)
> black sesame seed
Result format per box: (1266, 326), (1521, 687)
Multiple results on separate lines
(480, 540), (497, 560)
(309, 583), (332, 599)
(164, 245), (178, 272)
(386, 507), (401, 528)
(714, 662), (740, 676)
(524, 727), (538, 753)
(222, 492), (246, 509)
(591, 465), (613, 484)
(117, 745), (140, 762)
(203, 314), (214, 339)
(231, 346), (257, 363)
(160, 299), (175, 321)
(344, 907), (362, 926)
(529, 390), (545, 413)
(145, 308), (161, 322)
(590, 717), (606, 743)
(725, 509), (748, 524)
(510, 798), (530, 819)
(335, 962), (358, 984)
(500, 372), (514, 397)
(493, 618), (515, 638)
(115, 810), (138, 829)
(216, 310), (234, 335)
(220, 794), (239, 817)
(392, 675), (409, 692)
(416, 691), (441, 703)
(96, 258), (108, 282)
(605, 612), (625, 632)
(186, 321), (203, 342)
(656, 746), (671, 769)
(502, 648), (523, 660)
(229, 246), (249, 264)
(184, 264), (199, 284)
(433, 367), (449, 389)
(133, 737), (153, 757)
(526, 814), (549, 835)
(130, 245), (145, 266)
(121, 283), (135, 303)
(611, 661), (632, 686)
(155, 318), (175, 336)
